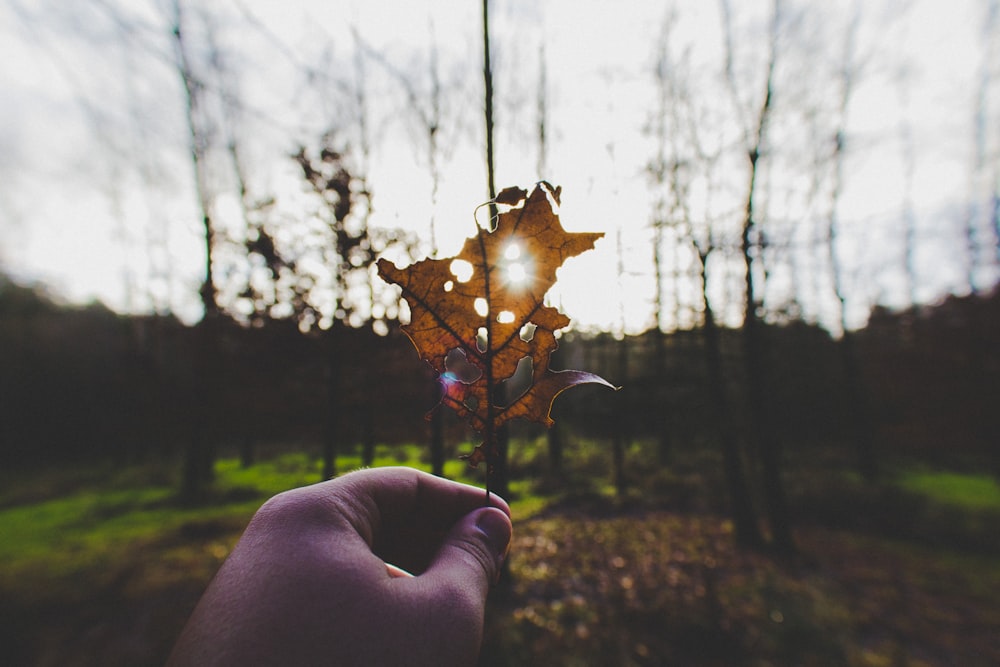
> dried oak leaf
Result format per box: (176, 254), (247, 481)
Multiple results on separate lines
(377, 182), (616, 467)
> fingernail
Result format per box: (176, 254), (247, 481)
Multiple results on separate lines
(385, 562), (415, 578)
(475, 507), (512, 564)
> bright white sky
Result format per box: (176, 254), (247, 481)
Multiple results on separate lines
(0, 0), (996, 334)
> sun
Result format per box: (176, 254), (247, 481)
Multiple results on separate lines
(503, 243), (529, 286)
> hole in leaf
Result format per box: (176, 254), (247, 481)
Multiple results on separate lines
(450, 259), (473, 282)
(504, 244), (521, 260)
(476, 327), (487, 352)
(445, 348), (482, 383)
(474, 298), (488, 317)
(497, 310), (515, 324)
(443, 280), (454, 292)
(464, 396), (479, 412)
(520, 322), (536, 341)
(499, 356), (533, 404)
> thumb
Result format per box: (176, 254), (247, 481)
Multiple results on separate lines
(424, 506), (512, 591)
(398, 507), (512, 667)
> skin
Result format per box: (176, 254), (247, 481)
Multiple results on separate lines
(167, 467), (512, 667)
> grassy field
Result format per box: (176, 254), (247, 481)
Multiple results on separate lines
(2, 442), (999, 666)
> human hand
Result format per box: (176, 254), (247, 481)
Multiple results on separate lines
(167, 467), (512, 666)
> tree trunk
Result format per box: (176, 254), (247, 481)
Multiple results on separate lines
(825, 8), (879, 481)
(608, 230), (632, 497)
(171, 0), (219, 499)
(240, 434), (255, 468)
(547, 420), (563, 474)
(323, 331), (341, 480)
(613, 321), (630, 497)
(358, 404), (375, 467)
(743, 310), (793, 556)
(742, 150), (793, 557)
(841, 332), (878, 479)
(723, 0), (794, 557)
(429, 384), (446, 477)
(612, 432), (626, 498)
(698, 250), (763, 548)
(653, 329), (673, 465)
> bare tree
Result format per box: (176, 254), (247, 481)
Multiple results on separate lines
(648, 34), (671, 339)
(534, 40), (567, 475)
(964, 0), (1000, 292)
(695, 240), (765, 548)
(293, 139), (406, 479)
(720, 0), (794, 556)
(611, 228), (630, 497)
(645, 13), (677, 465)
(877, 1), (922, 311)
(205, 15), (278, 469)
(231, 133), (412, 478)
(168, 0), (224, 498)
(644, 5), (763, 547)
(169, 0), (218, 321)
(535, 42), (549, 181)
(897, 77), (920, 309)
(823, 2), (879, 480)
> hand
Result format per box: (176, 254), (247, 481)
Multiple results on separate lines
(167, 466), (512, 666)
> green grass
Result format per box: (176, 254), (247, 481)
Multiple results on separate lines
(2, 487), (232, 602)
(0, 447), (487, 595)
(0, 453), (320, 598)
(896, 469), (1000, 511)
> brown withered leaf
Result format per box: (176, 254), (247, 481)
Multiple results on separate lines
(377, 182), (616, 472)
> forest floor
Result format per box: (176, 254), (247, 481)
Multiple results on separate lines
(1, 444), (999, 667)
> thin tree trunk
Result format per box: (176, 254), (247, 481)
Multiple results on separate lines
(430, 410), (445, 477)
(612, 340), (628, 498)
(649, 28), (674, 466)
(742, 158), (794, 555)
(826, 7), (879, 480)
(362, 407), (376, 467)
(171, 0), (218, 499)
(892, 11), (920, 309)
(547, 419), (564, 474)
(240, 434), (255, 468)
(653, 330), (673, 465)
(536, 43), (548, 179)
(426, 37), (447, 478)
(535, 42), (568, 475)
(993, 166), (1000, 271)
(698, 248), (764, 548)
(612, 229), (630, 497)
(651, 204), (673, 466)
(323, 331), (340, 479)
(723, 0), (794, 556)
(965, 0), (999, 290)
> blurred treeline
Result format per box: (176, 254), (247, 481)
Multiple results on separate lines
(0, 275), (427, 471)
(4, 271), (996, 488)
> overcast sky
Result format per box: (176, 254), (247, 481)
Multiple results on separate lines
(1, 0), (996, 333)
